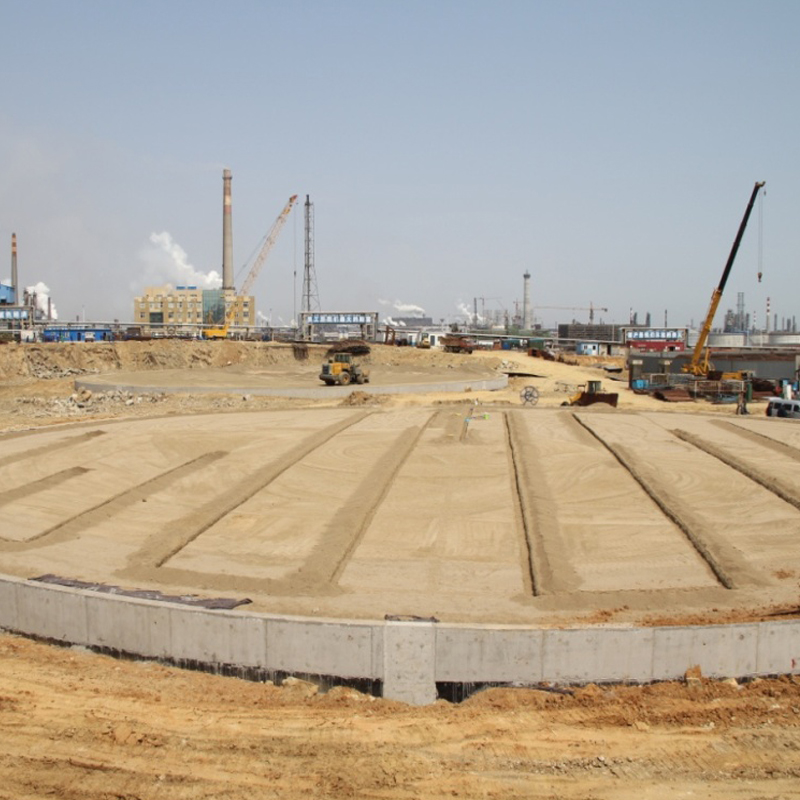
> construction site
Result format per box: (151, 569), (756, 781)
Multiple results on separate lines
(1, 177), (800, 797)
(0, 338), (799, 798)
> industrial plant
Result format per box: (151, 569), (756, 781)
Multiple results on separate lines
(132, 170), (257, 337)
(0, 234), (56, 332)
(2, 176), (799, 395)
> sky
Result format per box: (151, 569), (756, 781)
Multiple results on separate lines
(1, 0), (798, 330)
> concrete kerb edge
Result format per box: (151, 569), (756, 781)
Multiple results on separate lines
(1, 574), (799, 704)
(74, 375), (509, 399)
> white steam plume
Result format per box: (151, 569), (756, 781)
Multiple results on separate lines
(378, 298), (426, 317)
(455, 301), (483, 323)
(138, 232), (222, 290)
(25, 282), (58, 320)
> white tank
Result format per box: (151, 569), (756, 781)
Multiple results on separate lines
(707, 332), (747, 347)
(768, 333), (800, 346)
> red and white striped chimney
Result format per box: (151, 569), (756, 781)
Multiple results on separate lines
(222, 169), (233, 291)
(11, 233), (18, 304)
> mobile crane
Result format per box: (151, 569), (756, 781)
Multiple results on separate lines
(204, 194), (298, 339)
(682, 181), (765, 377)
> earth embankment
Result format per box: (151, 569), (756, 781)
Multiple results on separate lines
(0, 340), (497, 381)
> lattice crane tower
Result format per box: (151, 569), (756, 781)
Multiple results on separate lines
(302, 195), (321, 314)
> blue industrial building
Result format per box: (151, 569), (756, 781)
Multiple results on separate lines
(0, 283), (15, 305)
(42, 326), (114, 343)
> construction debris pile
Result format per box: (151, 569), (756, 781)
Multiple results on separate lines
(15, 388), (169, 417)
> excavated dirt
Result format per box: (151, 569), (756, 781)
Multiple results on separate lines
(2, 340), (800, 797)
(0, 633), (799, 799)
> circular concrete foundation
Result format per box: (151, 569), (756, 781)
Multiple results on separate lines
(2, 407), (799, 700)
(75, 365), (509, 398)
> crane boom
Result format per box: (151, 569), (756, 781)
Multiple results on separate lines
(683, 181), (765, 376)
(240, 194), (298, 299)
(204, 194), (298, 339)
(533, 305), (608, 312)
(533, 304), (608, 323)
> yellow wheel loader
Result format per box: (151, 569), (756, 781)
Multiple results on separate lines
(319, 353), (370, 386)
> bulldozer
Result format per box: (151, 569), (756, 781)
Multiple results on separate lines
(319, 352), (370, 386)
(561, 380), (618, 408)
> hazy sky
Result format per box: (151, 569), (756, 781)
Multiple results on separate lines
(1, 0), (797, 329)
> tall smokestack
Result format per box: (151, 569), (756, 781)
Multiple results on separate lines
(522, 270), (532, 331)
(11, 233), (18, 304)
(222, 169), (234, 291)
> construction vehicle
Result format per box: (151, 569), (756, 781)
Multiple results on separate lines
(561, 380), (618, 408)
(204, 194), (298, 339)
(441, 334), (475, 354)
(319, 352), (370, 386)
(682, 181), (765, 376)
(416, 331), (432, 349)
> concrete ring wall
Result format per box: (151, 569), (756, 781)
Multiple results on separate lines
(1, 573), (799, 705)
(74, 375), (509, 399)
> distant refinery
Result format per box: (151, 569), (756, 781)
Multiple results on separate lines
(1, 173), (798, 349)
(133, 168), (254, 333)
(0, 233), (57, 329)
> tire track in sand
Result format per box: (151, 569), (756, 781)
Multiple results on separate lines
(506, 411), (581, 595)
(574, 416), (769, 590)
(131, 411), (436, 597)
(711, 419), (800, 463)
(125, 411), (372, 577)
(0, 452), (227, 551)
(0, 467), (90, 514)
(297, 411), (436, 590)
(0, 430), (105, 468)
(674, 428), (800, 513)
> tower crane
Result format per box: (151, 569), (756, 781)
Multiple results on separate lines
(204, 194), (298, 339)
(533, 304), (608, 323)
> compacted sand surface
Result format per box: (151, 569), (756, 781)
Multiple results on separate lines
(1, 342), (798, 625)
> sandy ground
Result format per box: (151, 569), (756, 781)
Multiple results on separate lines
(1, 343), (798, 626)
(2, 340), (800, 797)
(1, 633), (799, 799)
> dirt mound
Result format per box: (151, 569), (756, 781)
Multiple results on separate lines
(0, 340), (496, 381)
(325, 339), (372, 357)
(0, 341), (300, 380)
(340, 390), (384, 406)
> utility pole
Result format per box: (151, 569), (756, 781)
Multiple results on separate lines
(302, 195), (320, 314)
